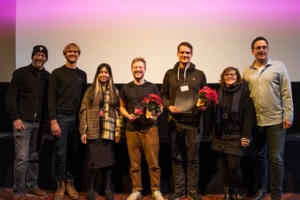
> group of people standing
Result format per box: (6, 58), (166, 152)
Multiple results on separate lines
(6, 37), (293, 200)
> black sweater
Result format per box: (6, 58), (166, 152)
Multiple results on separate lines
(161, 62), (207, 122)
(6, 64), (50, 122)
(48, 65), (87, 120)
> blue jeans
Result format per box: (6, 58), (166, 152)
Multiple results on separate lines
(168, 120), (201, 192)
(13, 121), (39, 196)
(252, 123), (286, 199)
(53, 114), (80, 181)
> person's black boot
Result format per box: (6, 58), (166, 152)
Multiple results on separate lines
(223, 188), (233, 200)
(251, 183), (266, 200)
(87, 187), (95, 200)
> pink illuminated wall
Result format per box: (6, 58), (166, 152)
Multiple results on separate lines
(14, 0), (300, 83)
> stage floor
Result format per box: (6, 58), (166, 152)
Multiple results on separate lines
(0, 188), (298, 200)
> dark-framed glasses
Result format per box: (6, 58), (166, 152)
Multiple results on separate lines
(254, 46), (268, 51)
(224, 73), (236, 77)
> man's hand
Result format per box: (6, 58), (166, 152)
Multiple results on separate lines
(169, 106), (181, 113)
(81, 134), (87, 144)
(51, 120), (62, 137)
(115, 136), (120, 143)
(283, 119), (293, 129)
(14, 119), (25, 131)
(198, 105), (207, 112)
(241, 141), (250, 147)
(148, 112), (162, 121)
(128, 114), (137, 122)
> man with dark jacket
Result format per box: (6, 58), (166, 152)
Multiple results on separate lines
(161, 42), (207, 200)
(48, 43), (87, 200)
(6, 45), (50, 200)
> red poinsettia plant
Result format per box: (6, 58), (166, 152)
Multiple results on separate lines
(143, 94), (164, 118)
(197, 86), (218, 106)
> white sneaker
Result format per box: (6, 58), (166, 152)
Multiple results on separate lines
(127, 190), (142, 200)
(152, 190), (164, 200)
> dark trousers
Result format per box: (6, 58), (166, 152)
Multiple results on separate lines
(217, 152), (242, 191)
(168, 120), (201, 192)
(13, 121), (40, 196)
(252, 123), (286, 199)
(53, 114), (80, 181)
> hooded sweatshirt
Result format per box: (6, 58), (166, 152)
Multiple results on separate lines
(161, 62), (207, 122)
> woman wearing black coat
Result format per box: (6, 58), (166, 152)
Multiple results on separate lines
(211, 67), (254, 200)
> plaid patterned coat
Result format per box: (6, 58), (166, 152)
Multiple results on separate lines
(79, 87), (123, 140)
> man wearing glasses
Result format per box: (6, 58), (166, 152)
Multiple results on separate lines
(6, 45), (50, 200)
(243, 37), (293, 200)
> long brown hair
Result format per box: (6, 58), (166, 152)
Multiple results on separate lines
(219, 67), (243, 87)
(88, 63), (119, 110)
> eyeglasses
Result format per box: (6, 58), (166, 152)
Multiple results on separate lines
(224, 73), (236, 77)
(254, 46), (268, 51)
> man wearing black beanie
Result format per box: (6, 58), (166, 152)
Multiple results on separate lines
(6, 45), (50, 200)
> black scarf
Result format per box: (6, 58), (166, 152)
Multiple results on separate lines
(214, 82), (244, 135)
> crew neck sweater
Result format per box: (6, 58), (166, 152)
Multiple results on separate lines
(48, 65), (87, 120)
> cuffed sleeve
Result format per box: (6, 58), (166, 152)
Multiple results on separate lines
(79, 89), (89, 136)
(280, 63), (293, 122)
(241, 83), (254, 139)
(48, 71), (58, 120)
(6, 70), (22, 122)
(161, 71), (172, 109)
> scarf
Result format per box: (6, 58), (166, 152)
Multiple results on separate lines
(214, 81), (244, 135)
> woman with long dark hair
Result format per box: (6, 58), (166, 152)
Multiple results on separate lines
(211, 67), (254, 200)
(79, 63), (123, 200)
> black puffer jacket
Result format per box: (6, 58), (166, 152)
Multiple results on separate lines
(6, 64), (50, 122)
(161, 62), (207, 122)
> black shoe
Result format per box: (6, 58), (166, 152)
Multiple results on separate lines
(223, 188), (233, 200)
(166, 191), (185, 200)
(104, 189), (114, 200)
(251, 184), (266, 200)
(187, 191), (202, 200)
(87, 188), (95, 200)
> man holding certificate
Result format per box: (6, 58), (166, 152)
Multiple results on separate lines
(161, 42), (207, 200)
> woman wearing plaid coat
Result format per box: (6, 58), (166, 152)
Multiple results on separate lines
(79, 63), (123, 200)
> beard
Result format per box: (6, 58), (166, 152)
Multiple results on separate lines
(134, 73), (144, 80)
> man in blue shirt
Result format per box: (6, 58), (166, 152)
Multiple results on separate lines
(243, 37), (293, 200)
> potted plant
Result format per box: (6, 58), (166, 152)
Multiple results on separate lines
(197, 86), (218, 107)
(143, 94), (164, 119)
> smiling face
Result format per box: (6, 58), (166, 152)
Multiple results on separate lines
(32, 52), (46, 70)
(64, 47), (80, 64)
(131, 61), (146, 80)
(98, 67), (110, 85)
(252, 40), (269, 64)
(177, 45), (193, 66)
(224, 70), (237, 87)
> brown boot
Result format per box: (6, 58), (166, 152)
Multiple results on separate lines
(53, 181), (65, 200)
(26, 187), (48, 198)
(13, 196), (23, 200)
(66, 179), (79, 199)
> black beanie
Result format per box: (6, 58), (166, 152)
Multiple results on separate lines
(31, 45), (48, 60)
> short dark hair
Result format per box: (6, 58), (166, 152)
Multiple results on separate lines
(219, 67), (243, 87)
(251, 37), (269, 49)
(177, 42), (193, 53)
